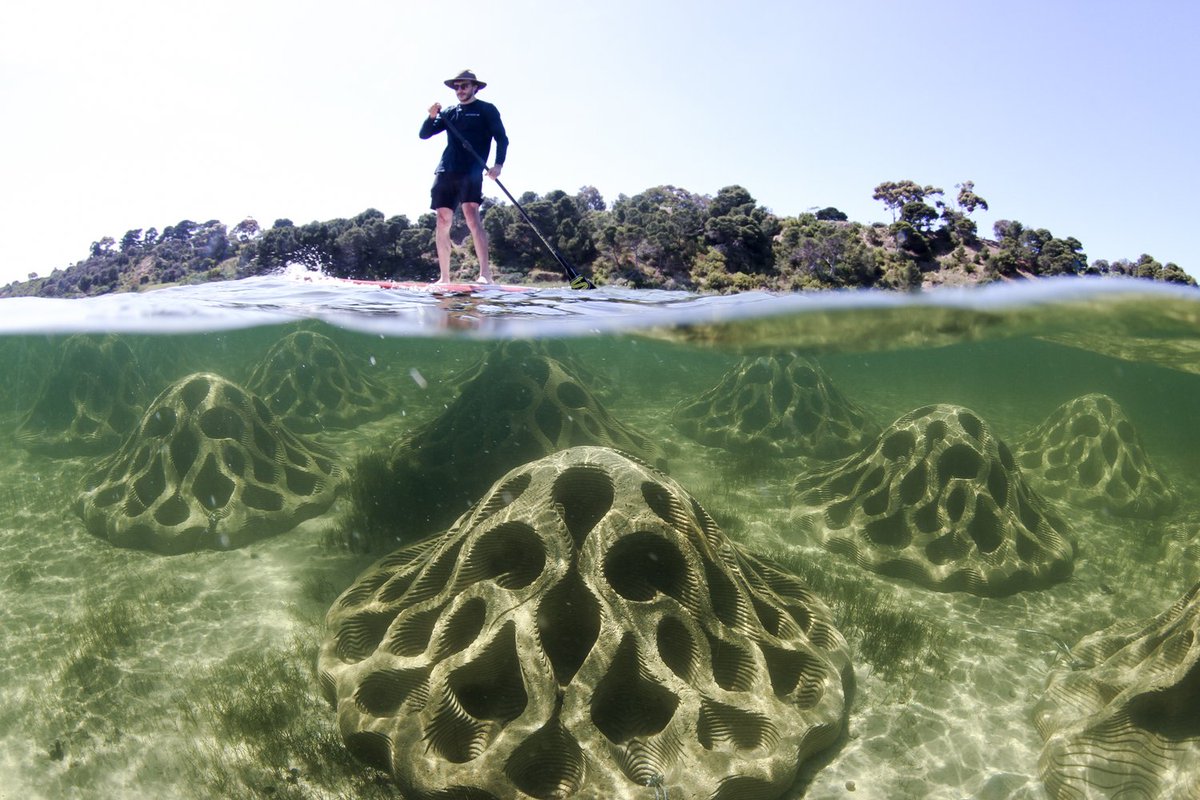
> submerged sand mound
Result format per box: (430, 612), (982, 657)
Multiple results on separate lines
(673, 353), (878, 459)
(1015, 393), (1178, 519)
(246, 329), (394, 432)
(794, 404), (1076, 596)
(15, 334), (146, 457)
(1034, 580), (1200, 799)
(75, 372), (342, 554)
(320, 446), (852, 800)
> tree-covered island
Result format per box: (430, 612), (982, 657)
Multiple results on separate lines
(3, 179), (1193, 298)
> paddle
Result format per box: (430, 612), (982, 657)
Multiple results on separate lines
(437, 113), (596, 290)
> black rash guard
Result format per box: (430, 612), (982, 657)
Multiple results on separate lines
(419, 99), (508, 174)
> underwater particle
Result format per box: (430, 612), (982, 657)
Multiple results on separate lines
(245, 329), (395, 432)
(794, 404), (1076, 597)
(351, 345), (669, 545)
(15, 334), (147, 457)
(1033, 580), (1200, 800)
(672, 352), (879, 460)
(74, 372), (342, 554)
(1015, 393), (1179, 519)
(320, 446), (853, 800)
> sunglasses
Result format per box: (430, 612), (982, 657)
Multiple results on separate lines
(451, 82), (475, 91)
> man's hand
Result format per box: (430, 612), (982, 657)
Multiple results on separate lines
(428, 103), (442, 119)
(486, 164), (503, 180)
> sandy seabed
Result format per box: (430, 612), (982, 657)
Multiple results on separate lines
(1, 327), (1198, 800)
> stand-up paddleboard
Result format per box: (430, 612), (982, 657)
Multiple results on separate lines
(334, 278), (537, 295)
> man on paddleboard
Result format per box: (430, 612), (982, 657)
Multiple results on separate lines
(420, 69), (508, 285)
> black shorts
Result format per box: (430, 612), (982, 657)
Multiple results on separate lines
(430, 171), (483, 210)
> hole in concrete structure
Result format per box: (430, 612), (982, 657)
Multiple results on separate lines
(434, 598), (488, 661)
(475, 472), (531, 520)
(336, 609), (394, 662)
(535, 401), (562, 442)
(555, 381), (589, 409)
(958, 412), (984, 440)
(537, 566), (600, 686)
(200, 407), (244, 440)
(697, 699), (778, 752)
(604, 533), (690, 604)
(460, 522), (545, 590)
(882, 430), (916, 460)
(987, 462), (1009, 505)
(705, 560), (753, 633)
(169, 428), (200, 477)
(656, 615), (699, 682)
(938, 444), (982, 486)
(143, 408), (176, 438)
(553, 466), (614, 549)
(591, 636), (678, 744)
(134, 455), (167, 507)
(448, 622), (527, 724)
(154, 494), (190, 527)
(384, 604), (443, 657)
(864, 513), (911, 549)
(354, 666), (430, 717)
(707, 633), (758, 692)
(241, 482), (283, 513)
(967, 498), (1004, 554)
(759, 643), (823, 708)
(926, 532), (970, 565)
(181, 377), (211, 411)
(344, 731), (393, 773)
(505, 718), (586, 800)
(285, 465), (319, 496)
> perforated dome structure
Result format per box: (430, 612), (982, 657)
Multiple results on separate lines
(452, 339), (618, 402)
(1034, 581), (1200, 799)
(1015, 393), (1178, 519)
(246, 330), (394, 432)
(673, 353), (878, 459)
(794, 404), (1076, 596)
(320, 446), (852, 800)
(373, 349), (668, 543)
(15, 335), (146, 457)
(75, 372), (342, 554)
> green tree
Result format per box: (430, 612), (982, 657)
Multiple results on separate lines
(773, 215), (880, 288)
(596, 185), (708, 286)
(702, 185), (779, 274)
(873, 180), (943, 221)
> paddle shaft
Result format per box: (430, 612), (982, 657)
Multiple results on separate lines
(437, 113), (595, 290)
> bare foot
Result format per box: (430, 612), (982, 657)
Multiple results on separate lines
(475, 275), (495, 285)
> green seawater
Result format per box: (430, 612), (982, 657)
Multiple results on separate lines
(1, 276), (1198, 799)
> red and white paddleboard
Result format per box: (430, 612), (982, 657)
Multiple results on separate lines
(337, 278), (536, 295)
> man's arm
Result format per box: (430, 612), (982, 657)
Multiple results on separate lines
(488, 104), (508, 167)
(419, 103), (445, 139)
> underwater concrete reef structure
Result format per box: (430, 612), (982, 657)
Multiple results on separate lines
(794, 404), (1076, 596)
(15, 334), (146, 457)
(320, 446), (852, 800)
(75, 372), (342, 554)
(356, 346), (668, 545)
(1034, 580), (1200, 800)
(1015, 392), (1179, 519)
(672, 353), (878, 460)
(246, 329), (395, 433)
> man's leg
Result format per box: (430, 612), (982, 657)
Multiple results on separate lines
(462, 202), (493, 283)
(434, 207), (454, 283)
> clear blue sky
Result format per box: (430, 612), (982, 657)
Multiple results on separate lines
(2, 0), (1197, 285)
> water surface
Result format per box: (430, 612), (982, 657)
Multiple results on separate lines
(2, 275), (1198, 799)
